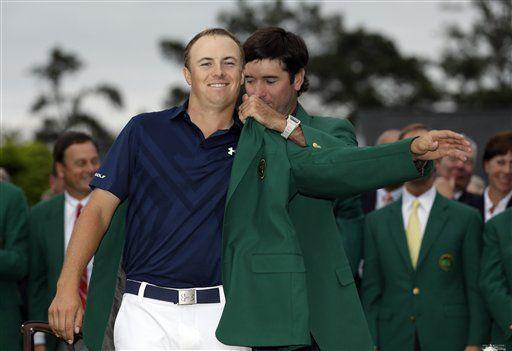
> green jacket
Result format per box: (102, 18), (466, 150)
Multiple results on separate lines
(362, 194), (489, 351)
(479, 208), (512, 348)
(215, 111), (431, 350)
(84, 107), (428, 350)
(27, 194), (125, 351)
(0, 182), (29, 351)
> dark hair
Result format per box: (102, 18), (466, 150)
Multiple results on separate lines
(53, 131), (98, 164)
(483, 131), (512, 162)
(399, 123), (430, 140)
(184, 28), (244, 69)
(243, 27), (309, 96)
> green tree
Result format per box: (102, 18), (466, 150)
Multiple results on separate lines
(0, 138), (53, 206)
(159, 0), (440, 112)
(440, 0), (512, 107)
(30, 47), (124, 153)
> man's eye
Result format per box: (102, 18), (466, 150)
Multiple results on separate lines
(245, 78), (254, 84)
(225, 61), (235, 66)
(266, 79), (277, 84)
(201, 62), (211, 66)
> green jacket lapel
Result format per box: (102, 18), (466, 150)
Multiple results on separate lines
(47, 194), (65, 269)
(416, 193), (448, 269)
(226, 118), (264, 206)
(388, 199), (414, 273)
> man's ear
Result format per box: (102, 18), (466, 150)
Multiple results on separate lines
(293, 68), (305, 92)
(183, 66), (192, 86)
(55, 162), (65, 179)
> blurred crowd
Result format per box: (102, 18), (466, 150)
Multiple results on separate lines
(0, 126), (511, 350)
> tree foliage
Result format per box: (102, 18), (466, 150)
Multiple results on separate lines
(159, 0), (440, 111)
(440, 0), (512, 107)
(30, 47), (124, 153)
(0, 138), (53, 206)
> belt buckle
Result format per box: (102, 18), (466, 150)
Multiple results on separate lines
(178, 288), (196, 305)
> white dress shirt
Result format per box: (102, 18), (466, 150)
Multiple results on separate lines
(401, 185), (437, 240)
(64, 191), (93, 283)
(376, 187), (403, 210)
(484, 187), (512, 222)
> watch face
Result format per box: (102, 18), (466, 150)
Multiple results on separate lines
(290, 116), (300, 124)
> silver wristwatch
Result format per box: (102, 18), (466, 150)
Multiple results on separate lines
(280, 115), (301, 139)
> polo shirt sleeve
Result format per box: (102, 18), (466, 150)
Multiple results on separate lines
(90, 117), (139, 201)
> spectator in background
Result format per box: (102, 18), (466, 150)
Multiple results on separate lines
(360, 129), (403, 214)
(362, 123), (489, 351)
(467, 175), (485, 196)
(481, 131), (512, 222)
(40, 166), (65, 201)
(0, 167), (11, 182)
(435, 135), (484, 213)
(27, 132), (125, 351)
(0, 181), (29, 351)
(479, 207), (512, 349)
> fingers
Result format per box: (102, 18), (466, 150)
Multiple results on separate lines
(442, 148), (469, 162)
(242, 93), (249, 102)
(74, 307), (84, 335)
(48, 305), (57, 336)
(65, 307), (77, 344)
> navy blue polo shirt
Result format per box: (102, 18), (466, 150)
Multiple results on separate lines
(90, 102), (240, 288)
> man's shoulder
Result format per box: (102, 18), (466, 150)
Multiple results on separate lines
(0, 181), (23, 196)
(30, 193), (64, 218)
(366, 200), (399, 223)
(128, 108), (179, 127)
(309, 115), (354, 132)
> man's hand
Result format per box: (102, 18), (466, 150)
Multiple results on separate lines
(410, 130), (471, 162)
(238, 94), (287, 131)
(434, 175), (456, 199)
(48, 286), (83, 345)
(464, 346), (481, 351)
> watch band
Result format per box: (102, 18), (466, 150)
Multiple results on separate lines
(280, 115), (301, 139)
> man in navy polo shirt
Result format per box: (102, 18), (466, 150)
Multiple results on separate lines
(47, 28), (313, 350)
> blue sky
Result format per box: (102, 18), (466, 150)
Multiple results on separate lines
(1, 0), (474, 139)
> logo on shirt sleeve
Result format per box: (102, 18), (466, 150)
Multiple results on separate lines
(228, 147), (236, 156)
(94, 172), (107, 179)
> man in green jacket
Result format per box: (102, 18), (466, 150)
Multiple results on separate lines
(0, 182), (29, 351)
(49, 28), (471, 350)
(362, 124), (489, 351)
(28, 132), (125, 351)
(480, 207), (512, 349)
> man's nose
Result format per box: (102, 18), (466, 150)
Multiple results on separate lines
(212, 63), (225, 77)
(254, 82), (267, 99)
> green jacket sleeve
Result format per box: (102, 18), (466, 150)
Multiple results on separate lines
(300, 118), (357, 148)
(463, 211), (491, 345)
(289, 138), (429, 199)
(0, 185), (29, 280)
(479, 217), (512, 339)
(360, 215), (381, 347)
(27, 212), (49, 321)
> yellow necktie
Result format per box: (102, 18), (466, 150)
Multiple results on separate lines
(406, 199), (421, 269)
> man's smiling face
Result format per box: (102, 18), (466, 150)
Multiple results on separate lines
(184, 35), (244, 110)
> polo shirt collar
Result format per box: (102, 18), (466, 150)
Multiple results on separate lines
(169, 99), (242, 131)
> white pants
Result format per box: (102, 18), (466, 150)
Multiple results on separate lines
(113, 284), (249, 350)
